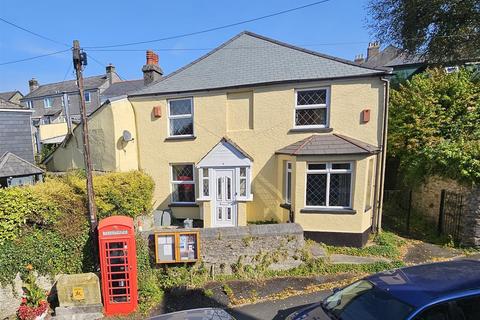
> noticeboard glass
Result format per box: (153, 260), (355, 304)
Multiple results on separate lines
(179, 233), (197, 261)
(156, 234), (176, 262)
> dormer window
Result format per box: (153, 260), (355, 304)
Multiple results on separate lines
(294, 88), (329, 128)
(44, 98), (53, 108)
(84, 91), (91, 103)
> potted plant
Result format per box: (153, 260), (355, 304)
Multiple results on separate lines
(16, 265), (49, 320)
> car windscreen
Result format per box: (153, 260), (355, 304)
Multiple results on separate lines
(322, 280), (414, 320)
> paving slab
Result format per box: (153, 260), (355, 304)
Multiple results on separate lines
(404, 242), (462, 264)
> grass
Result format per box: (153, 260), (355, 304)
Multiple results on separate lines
(323, 231), (406, 259)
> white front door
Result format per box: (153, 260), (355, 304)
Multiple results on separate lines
(213, 169), (237, 227)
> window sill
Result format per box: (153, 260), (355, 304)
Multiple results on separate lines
(196, 198), (210, 202)
(237, 195), (253, 202)
(364, 206), (372, 213)
(164, 136), (196, 141)
(168, 203), (199, 207)
(300, 208), (356, 214)
(289, 127), (333, 133)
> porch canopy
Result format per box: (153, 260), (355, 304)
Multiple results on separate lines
(197, 137), (253, 168)
(275, 133), (379, 156)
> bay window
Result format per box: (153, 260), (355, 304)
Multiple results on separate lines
(171, 164), (195, 203)
(295, 88), (329, 128)
(306, 162), (352, 208)
(168, 98), (194, 137)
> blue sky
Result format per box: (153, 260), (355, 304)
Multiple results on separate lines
(0, 0), (373, 93)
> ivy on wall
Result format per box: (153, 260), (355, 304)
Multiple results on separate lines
(388, 68), (480, 186)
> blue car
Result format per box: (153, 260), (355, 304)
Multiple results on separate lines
(287, 259), (480, 320)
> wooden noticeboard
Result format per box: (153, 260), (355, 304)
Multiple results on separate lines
(154, 231), (200, 264)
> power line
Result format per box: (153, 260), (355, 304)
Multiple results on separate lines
(0, 49), (71, 66)
(0, 16), (69, 47)
(83, 0), (333, 49)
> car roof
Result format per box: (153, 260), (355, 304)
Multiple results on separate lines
(366, 260), (480, 308)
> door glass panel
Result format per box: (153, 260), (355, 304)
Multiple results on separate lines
(217, 177), (222, 200)
(226, 177), (232, 200)
(227, 207), (232, 220)
(217, 207), (223, 220)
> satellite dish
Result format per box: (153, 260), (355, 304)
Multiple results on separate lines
(122, 130), (133, 142)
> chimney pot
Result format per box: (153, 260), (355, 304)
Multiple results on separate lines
(354, 54), (365, 64)
(106, 64), (118, 85)
(28, 78), (39, 92)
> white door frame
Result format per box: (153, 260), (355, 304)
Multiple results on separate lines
(212, 168), (237, 227)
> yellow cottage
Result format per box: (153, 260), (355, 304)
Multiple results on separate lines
(46, 31), (390, 247)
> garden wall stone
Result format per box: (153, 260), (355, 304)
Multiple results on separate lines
(461, 186), (480, 247)
(0, 273), (54, 318)
(198, 223), (304, 274)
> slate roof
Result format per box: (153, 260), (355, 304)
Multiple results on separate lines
(132, 31), (387, 96)
(0, 91), (21, 101)
(101, 79), (144, 100)
(0, 97), (27, 109)
(362, 45), (424, 69)
(0, 152), (43, 178)
(275, 134), (379, 156)
(23, 75), (108, 99)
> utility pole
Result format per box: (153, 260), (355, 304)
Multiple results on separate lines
(73, 40), (99, 264)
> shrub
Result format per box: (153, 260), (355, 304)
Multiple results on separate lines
(0, 188), (34, 243)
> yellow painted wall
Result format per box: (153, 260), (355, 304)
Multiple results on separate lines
(39, 122), (68, 141)
(227, 91), (253, 131)
(129, 77), (385, 227)
(45, 103), (116, 172)
(111, 99), (139, 171)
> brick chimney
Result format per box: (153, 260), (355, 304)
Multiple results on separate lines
(106, 64), (120, 84)
(367, 41), (380, 60)
(354, 54), (365, 64)
(28, 78), (39, 92)
(142, 50), (163, 85)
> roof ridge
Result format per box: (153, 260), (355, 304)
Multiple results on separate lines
(293, 135), (315, 155)
(333, 133), (373, 153)
(0, 152), (10, 169)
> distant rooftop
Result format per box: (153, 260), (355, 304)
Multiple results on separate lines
(0, 96), (27, 110)
(23, 75), (108, 99)
(132, 31), (387, 96)
(359, 44), (425, 69)
(101, 79), (145, 100)
(0, 152), (43, 178)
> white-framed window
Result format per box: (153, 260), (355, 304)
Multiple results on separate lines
(171, 164), (195, 203)
(200, 168), (209, 198)
(365, 158), (374, 211)
(239, 167), (247, 197)
(168, 98), (194, 137)
(284, 161), (292, 204)
(26, 100), (33, 109)
(305, 162), (352, 209)
(84, 91), (91, 103)
(43, 97), (53, 108)
(294, 88), (329, 128)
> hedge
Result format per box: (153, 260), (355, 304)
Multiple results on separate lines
(0, 170), (155, 284)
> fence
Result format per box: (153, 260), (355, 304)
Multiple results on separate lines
(382, 189), (413, 234)
(438, 189), (464, 243)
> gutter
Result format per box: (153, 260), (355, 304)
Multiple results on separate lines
(372, 75), (391, 233)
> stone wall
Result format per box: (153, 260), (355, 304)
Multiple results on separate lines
(198, 223), (305, 274)
(0, 273), (54, 318)
(461, 186), (480, 247)
(412, 175), (470, 221)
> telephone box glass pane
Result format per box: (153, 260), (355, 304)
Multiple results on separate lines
(157, 235), (176, 262)
(179, 234), (197, 261)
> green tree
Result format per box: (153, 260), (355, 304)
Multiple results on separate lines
(367, 0), (480, 63)
(388, 68), (480, 185)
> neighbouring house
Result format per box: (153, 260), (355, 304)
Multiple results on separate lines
(0, 90), (24, 105)
(354, 42), (480, 84)
(0, 96), (43, 187)
(45, 31), (390, 247)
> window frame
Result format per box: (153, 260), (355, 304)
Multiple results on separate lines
(26, 100), (33, 109)
(167, 97), (194, 138)
(294, 87), (330, 129)
(84, 91), (91, 103)
(198, 168), (210, 200)
(305, 161), (353, 209)
(43, 97), (53, 108)
(170, 163), (196, 204)
(365, 158), (375, 211)
(284, 161), (292, 204)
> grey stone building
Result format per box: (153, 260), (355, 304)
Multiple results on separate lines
(0, 95), (42, 187)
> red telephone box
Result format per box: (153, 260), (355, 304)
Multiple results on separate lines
(98, 216), (138, 316)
